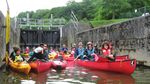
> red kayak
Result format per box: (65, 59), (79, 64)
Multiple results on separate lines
(52, 60), (67, 70)
(65, 57), (75, 67)
(29, 60), (52, 73)
(76, 55), (136, 75)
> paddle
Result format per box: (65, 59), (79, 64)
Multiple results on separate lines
(74, 55), (80, 61)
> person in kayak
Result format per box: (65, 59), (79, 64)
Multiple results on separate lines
(27, 43), (48, 62)
(101, 42), (115, 61)
(10, 47), (25, 62)
(43, 44), (50, 61)
(83, 42), (98, 61)
(74, 42), (85, 60)
(49, 47), (58, 60)
(49, 47), (55, 53)
(60, 44), (68, 54)
(25, 46), (30, 54)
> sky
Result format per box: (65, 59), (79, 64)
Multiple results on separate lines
(0, 0), (82, 17)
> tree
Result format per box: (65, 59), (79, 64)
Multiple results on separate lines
(101, 0), (131, 19)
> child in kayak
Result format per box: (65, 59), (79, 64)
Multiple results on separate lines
(10, 47), (25, 62)
(74, 42), (85, 60)
(101, 42), (115, 61)
(60, 44), (68, 54)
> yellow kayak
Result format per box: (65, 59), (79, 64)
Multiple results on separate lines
(9, 61), (31, 74)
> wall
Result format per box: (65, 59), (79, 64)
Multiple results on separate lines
(76, 15), (150, 66)
(62, 22), (92, 49)
(0, 11), (20, 63)
(0, 11), (6, 62)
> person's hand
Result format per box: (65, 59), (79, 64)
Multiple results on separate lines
(23, 61), (27, 63)
(77, 55), (81, 57)
(83, 55), (87, 58)
(91, 53), (95, 56)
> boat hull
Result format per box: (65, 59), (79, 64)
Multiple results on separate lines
(76, 59), (136, 75)
(52, 60), (67, 70)
(9, 62), (31, 74)
(29, 60), (52, 73)
(65, 57), (75, 67)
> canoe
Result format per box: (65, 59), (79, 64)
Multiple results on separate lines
(76, 58), (136, 75)
(65, 57), (75, 67)
(29, 60), (52, 73)
(97, 55), (130, 62)
(9, 61), (31, 74)
(52, 60), (67, 70)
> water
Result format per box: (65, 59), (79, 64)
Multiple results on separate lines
(0, 65), (150, 84)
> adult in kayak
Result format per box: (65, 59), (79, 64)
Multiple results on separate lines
(28, 43), (48, 62)
(83, 42), (98, 61)
(101, 42), (116, 61)
(43, 44), (50, 60)
(60, 44), (68, 54)
(10, 47), (26, 62)
(74, 42), (85, 60)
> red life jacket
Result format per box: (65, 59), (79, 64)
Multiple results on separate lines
(102, 48), (111, 56)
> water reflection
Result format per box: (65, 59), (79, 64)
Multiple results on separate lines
(30, 71), (49, 84)
(0, 66), (150, 84)
(91, 70), (135, 84)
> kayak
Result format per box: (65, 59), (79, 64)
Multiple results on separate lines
(9, 61), (31, 74)
(29, 60), (52, 73)
(65, 57), (75, 67)
(48, 52), (58, 60)
(76, 58), (136, 75)
(52, 60), (67, 70)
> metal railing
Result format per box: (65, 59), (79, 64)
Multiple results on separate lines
(16, 18), (66, 30)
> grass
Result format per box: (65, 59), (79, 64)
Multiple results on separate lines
(90, 18), (130, 28)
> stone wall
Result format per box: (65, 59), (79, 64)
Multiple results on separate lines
(76, 15), (150, 66)
(62, 22), (91, 49)
(0, 11), (6, 61)
(0, 11), (20, 62)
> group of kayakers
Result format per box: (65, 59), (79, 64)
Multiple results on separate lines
(9, 43), (48, 63)
(9, 41), (116, 63)
(74, 41), (116, 61)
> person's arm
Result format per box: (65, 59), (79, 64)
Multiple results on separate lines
(27, 53), (35, 62)
(21, 55), (26, 61)
(74, 49), (78, 58)
(83, 49), (88, 57)
(10, 52), (15, 61)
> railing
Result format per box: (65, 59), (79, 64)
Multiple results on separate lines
(16, 18), (66, 30)
(134, 6), (150, 17)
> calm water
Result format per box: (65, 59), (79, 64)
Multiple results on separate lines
(0, 65), (150, 84)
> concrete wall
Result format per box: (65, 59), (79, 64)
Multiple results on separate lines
(76, 15), (150, 66)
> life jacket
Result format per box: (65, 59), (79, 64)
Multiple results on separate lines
(102, 48), (111, 56)
(77, 48), (84, 56)
(49, 52), (58, 60)
(14, 55), (23, 62)
(86, 48), (95, 56)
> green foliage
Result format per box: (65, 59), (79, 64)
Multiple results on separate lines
(100, 0), (131, 19)
(90, 19), (129, 27)
(17, 0), (150, 25)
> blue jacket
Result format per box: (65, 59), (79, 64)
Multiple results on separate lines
(75, 48), (85, 57)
